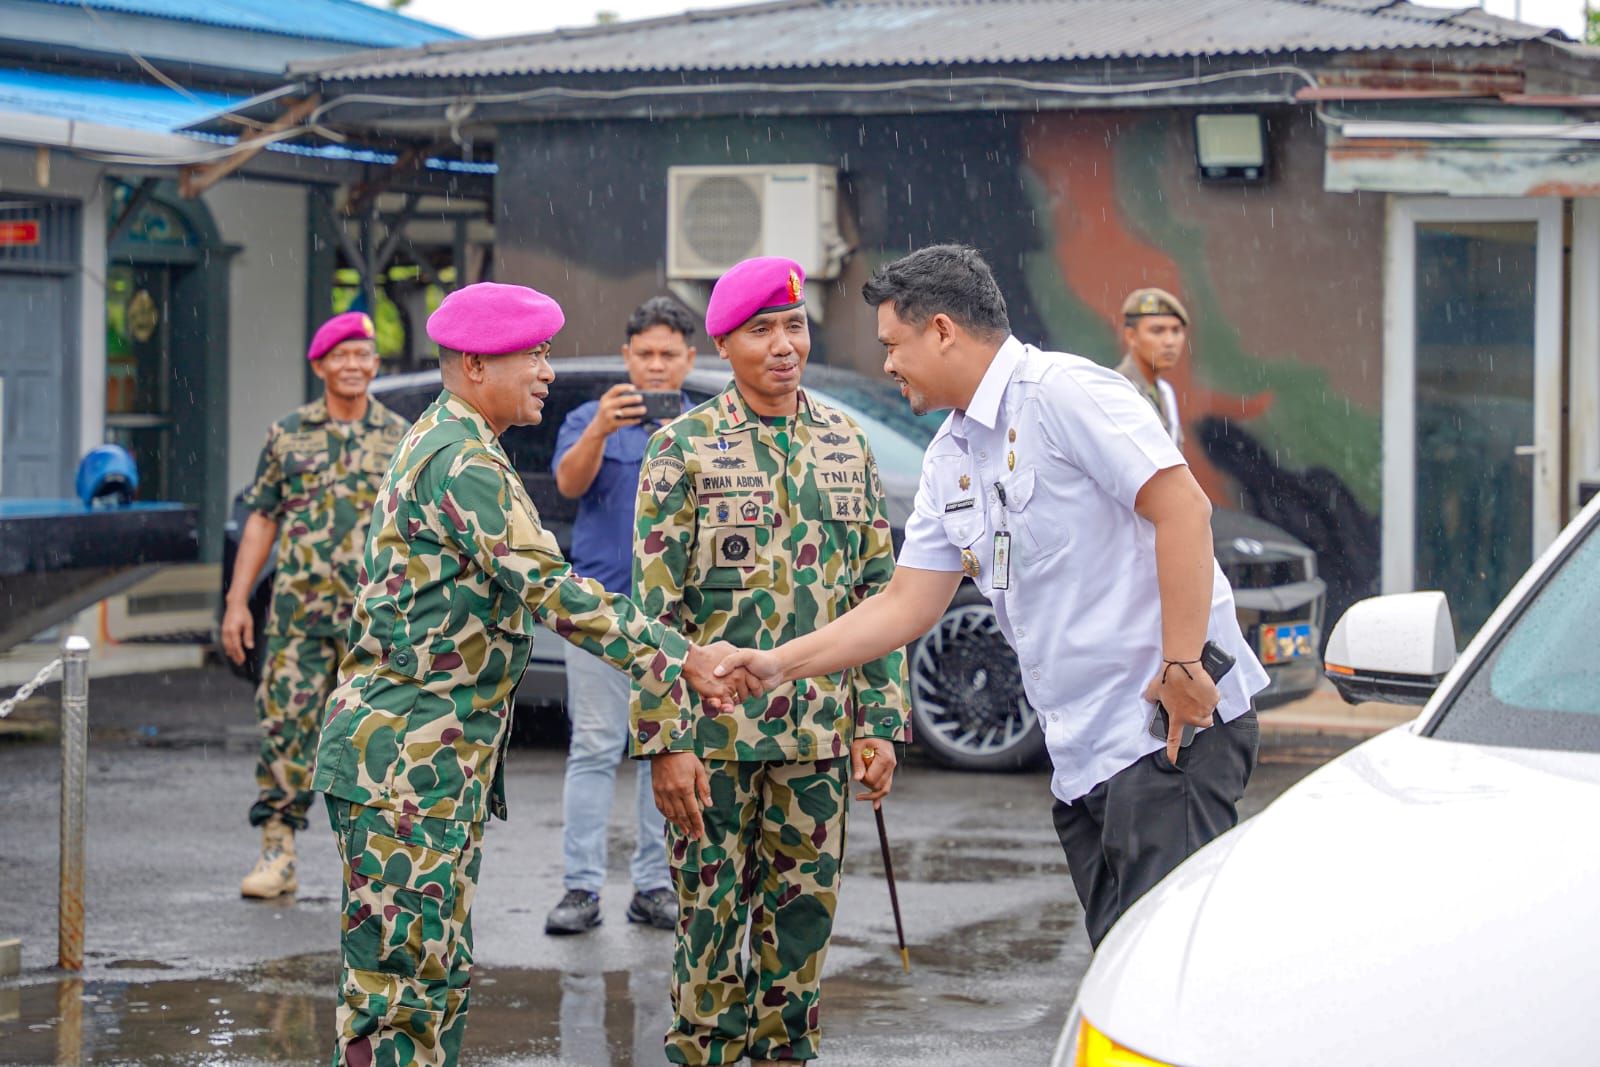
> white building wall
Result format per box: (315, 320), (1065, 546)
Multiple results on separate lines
(204, 179), (308, 494)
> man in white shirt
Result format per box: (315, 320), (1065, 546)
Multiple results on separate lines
(717, 244), (1268, 947)
(1114, 287), (1188, 449)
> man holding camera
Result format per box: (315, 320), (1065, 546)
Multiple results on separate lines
(544, 296), (699, 936)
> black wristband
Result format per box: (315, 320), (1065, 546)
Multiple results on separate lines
(1161, 659), (1200, 684)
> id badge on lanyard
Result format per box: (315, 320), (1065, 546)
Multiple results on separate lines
(991, 480), (1011, 590)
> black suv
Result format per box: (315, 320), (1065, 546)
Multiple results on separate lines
(222, 358), (1325, 771)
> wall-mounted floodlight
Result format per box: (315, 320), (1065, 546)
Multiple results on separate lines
(1194, 114), (1268, 182)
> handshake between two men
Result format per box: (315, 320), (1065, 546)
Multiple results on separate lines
(658, 639), (900, 841)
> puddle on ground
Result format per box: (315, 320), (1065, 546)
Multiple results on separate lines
(0, 954), (677, 1066)
(861, 836), (1069, 884)
(0, 909), (1072, 1066)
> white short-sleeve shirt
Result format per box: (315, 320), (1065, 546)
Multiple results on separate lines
(897, 337), (1269, 802)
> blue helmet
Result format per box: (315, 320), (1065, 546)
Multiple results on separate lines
(76, 444), (139, 508)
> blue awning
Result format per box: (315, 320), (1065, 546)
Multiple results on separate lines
(21, 0), (464, 49)
(0, 68), (242, 134)
(0, 68), (494, 174)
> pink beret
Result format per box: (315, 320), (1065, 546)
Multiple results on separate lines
(706, 257), (806, 337)
(426, 282), (565, 355)
(307, 311), (376, 361)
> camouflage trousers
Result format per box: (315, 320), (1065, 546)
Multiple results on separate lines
(665, 758), (850, 1064)
(249, 632), (346, 831)
(327, 797), (484, 1067)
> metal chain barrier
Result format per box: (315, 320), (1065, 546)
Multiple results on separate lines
(0, 656), (65, 719)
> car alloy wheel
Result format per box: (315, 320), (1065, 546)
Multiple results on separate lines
(909, 595), (1046, 771)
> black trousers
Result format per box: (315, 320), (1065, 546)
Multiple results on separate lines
(1052, 710), (1259, 948)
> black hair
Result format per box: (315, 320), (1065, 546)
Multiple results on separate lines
(626, 296), (698, 343)
(861, 244), (1010, 339)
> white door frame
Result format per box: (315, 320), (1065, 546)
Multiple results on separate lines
(1382, 195), (1565, 595)
(1570, 200), (1600, 513)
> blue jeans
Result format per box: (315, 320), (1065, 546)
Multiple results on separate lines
(560, 644), (670, 894)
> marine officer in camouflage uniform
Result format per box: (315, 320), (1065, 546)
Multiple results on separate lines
(1114, 287), (1190, 448)
(221, 310), (407, 900)
(631, 257), (909, 1065)
(312, 282), (753, 1067)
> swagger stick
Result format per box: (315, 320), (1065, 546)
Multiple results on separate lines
(860, 746), (910, 972)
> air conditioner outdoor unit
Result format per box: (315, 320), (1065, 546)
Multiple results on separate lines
(667, 164), (845, 280)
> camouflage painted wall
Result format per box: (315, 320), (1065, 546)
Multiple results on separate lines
(497, 106), (1386, 614)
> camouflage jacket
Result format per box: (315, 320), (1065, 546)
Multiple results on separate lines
(630, 381), (909, 761)
(314, 390), (692, 822)
(241, 396), (409, 637)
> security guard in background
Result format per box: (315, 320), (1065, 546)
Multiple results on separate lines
(221, 310), (407, 900)
(632, 257), (908, 1065)
(312, 282), (750, 1067)
(1114, 287), (1190, 448)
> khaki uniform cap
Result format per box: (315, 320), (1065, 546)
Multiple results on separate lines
(1121, 288), (1189, 326)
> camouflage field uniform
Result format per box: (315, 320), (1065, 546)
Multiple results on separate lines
(313, 390), (692, 1067)
(241, 395), (407, 831)
(631, 382), (909, 1065)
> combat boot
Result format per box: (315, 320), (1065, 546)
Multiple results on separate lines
(240, 820), (297, 899)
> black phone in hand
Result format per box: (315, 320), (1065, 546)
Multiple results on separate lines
(1146, 640), (1236, 749)
(637, 390), (681, 422)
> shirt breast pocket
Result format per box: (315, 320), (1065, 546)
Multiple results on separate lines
(939, 508), (989, 591)
(696, 494), (772, 592)
(940, 510), (984, 553)
(1000, 467), (1056, 562)
(822, 488), (871, 525)
(359, 447), (394, 476)
(283, 451), (330, 501)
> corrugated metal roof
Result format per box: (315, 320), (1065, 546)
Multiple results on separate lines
(296, 0), (1562, 81)
(19, 0), (465, 48)
(0, 67), (240, 132)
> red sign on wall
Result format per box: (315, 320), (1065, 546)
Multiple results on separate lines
(0, 221), (41, 247)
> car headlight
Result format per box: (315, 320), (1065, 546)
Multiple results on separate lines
(1060, 1011), (1175, 1067)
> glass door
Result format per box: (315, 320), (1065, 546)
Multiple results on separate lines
(105, 264), (174, 501)
(1384, 199), (1563, 642)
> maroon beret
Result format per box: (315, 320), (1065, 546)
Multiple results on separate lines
(307, 311), (375, 361)
(426, 282), (565, 355)
(706, 257), (805, 337)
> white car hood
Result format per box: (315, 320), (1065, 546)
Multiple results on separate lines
(1077, 726), (1600, 1067)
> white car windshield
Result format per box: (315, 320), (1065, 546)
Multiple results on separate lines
(1431, 516), (1600, 752)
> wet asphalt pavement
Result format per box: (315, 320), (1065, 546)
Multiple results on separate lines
(0, 665), (1325, 1065)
